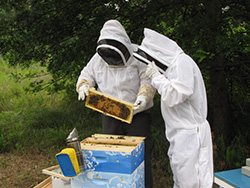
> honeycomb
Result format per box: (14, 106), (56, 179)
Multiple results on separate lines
(85, 89), (133, 123)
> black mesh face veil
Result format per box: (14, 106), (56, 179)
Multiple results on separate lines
(97, 39), (131, 66)
(134, 48), (168, 72)
(97, 47), (124, 66)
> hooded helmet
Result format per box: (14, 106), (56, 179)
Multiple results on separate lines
(96, 20), (132, 67)
(133, 28), (184, 73)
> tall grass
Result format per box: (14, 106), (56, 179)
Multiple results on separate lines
(0, 57), (102, 153)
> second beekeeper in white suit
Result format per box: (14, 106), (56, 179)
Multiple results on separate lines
(134, 28), (214, 188)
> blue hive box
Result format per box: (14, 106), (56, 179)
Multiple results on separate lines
(80, 134), (145, 174)
(71, 161), (145, 188)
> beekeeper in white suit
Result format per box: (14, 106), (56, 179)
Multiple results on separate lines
(134, 28), (213, 188)
(76, 20), (155, 187)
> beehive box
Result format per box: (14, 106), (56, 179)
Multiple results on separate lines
(71, 161), (144, 188)
(38, 134), (145, 188)
(80, 134), (145, 174)
(85, 89), (134, 124)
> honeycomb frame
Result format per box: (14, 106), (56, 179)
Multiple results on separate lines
(85, 88), (134, 124)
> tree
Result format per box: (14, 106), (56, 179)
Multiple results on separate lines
(126, 0), (250, 141)
(1, 0), (250, 143)
(0, 0), (120, 92)
(179, 0), (250, 141)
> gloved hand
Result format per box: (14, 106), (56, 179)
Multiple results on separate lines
(146, 61), (161, 79)
(133, 95), (147, 114)
(78, 84), (90, 101)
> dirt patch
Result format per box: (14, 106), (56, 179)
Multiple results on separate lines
(0, 150), (57, 188)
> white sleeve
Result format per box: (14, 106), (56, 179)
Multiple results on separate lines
(152, 58), (194, 107)
(137, 60), (152, 86)
(76, 54), (99, 89)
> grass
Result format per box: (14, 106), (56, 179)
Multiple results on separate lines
(0, 57), (103, 153)
(0, 57), (103, 187)
(0, 56), (248, 187)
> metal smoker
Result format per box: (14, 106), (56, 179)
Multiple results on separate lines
(66, 128), (84, 172)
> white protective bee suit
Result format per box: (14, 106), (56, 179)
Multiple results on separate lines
(134, 28), (214, 188)
(76, 20), (154, 113)
(76, 20), (155, 188)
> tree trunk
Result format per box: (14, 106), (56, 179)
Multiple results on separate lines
(204, 1), (232, 141)
(209, 54), (231, 140)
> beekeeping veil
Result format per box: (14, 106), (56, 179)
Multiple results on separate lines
(96, 20), (133, 67)
(133, 28), (184, 73)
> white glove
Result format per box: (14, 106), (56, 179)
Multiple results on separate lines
(78, 84), (90, 101)
(146, 61), (161, 79)
(133, 95), (147, 114)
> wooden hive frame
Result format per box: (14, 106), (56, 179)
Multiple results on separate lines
(34, 176), (52, 188)
(80, 134), (145, 152)
(41, 165), (71, 181)
(85, 88), (134, 124)
(36, 165), (71, 188)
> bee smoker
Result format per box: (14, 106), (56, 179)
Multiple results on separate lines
(66, 128), (84, 172)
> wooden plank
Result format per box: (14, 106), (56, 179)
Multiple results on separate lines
(85, 89), (134, 124)
(214, 176), (235, 188)
(242, 166), (250, 177)
(42, 165), (71, 181)
(34, 176), (52, 188)
(81, 142), (136, 149)
(81, 142), (135, 152)
(92, 134), (145, 141)
(84, 137), (141, 146)
(43, 165), (60, 171)
(246, 158), (250, 166)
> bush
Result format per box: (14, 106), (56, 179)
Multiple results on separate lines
(213, 134), (249, 171)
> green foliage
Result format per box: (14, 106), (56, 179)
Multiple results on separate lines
(0, 0), (120, 93)
(1, 1), (250, 139)
(214, 134), (249, 171)
(0, 57), (101, 152)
